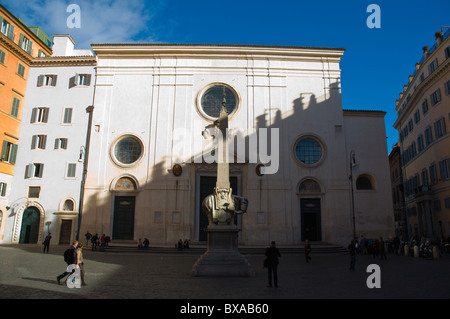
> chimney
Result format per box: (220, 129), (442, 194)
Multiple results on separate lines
(408, 75), (414, 83)
(415, 62), (421, 71)
(423, 46), (429, 59)
(51, 34), (75, 56)
(435, 31), (443, 46)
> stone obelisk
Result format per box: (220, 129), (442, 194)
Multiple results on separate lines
(191, 91), (254, 277)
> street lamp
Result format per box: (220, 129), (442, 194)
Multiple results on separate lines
(349, 150), (357, 239)
(76, 105), (94, 241)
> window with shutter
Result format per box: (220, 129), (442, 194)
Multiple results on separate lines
(31, 107), (50, 123)
(31, 135), (47, 150)
(0, 49), (5, 64)
(67, 163), (77, 178)
(1, 141), (17, 164)
(63, 108), (73, 124)
(25, 163), (44, 179)
(11, 97), (20, 117)
(17, 63), (25, 77)
(0, 182), (6, 197)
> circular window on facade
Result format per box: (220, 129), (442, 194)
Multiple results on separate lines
(294, 137), (323, 165)
(199, 83), (238, 119)
(113, 136), (143, 166)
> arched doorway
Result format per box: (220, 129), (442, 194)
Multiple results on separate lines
(298, 178), (322, 242)
(19, 207), (40, 243)
(112, 176), (138, 240)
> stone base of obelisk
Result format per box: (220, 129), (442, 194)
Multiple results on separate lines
(191, 225), (255, 277)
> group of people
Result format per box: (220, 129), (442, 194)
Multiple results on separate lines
(138, 238), (150, 249)
(56, 240), (87, 286)
(85, 231), (110, 251)
(356, 235), (388, 259)
(176, 239), (190, 250)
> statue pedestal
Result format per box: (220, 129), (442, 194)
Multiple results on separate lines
(191, 225), (255, 277)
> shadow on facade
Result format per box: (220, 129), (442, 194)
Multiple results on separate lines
(77, 79), (350, 248)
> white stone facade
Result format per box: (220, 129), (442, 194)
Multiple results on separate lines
(2, 35), (96, 244)
(79, 44), (394, 247)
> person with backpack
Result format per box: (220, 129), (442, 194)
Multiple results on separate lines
(57, 241), (78, 285)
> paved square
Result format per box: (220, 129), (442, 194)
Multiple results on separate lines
(0, 244), (449, 300)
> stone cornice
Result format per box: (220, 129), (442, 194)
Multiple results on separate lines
(393, 59), (449, 129)
(31, 55), (97, 67)
(91, 43), (345, 62)
(343, 109), (386, 117)
(0, 33), (33, 64)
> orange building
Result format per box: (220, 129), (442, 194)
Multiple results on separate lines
(0, 4), (52, 239)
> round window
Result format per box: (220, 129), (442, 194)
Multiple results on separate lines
(294, 137), (323, 165)
(113, 136), (143, 165)
(200, 84), (238, 118)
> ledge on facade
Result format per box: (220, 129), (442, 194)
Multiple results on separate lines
(343, 109), (386, 117)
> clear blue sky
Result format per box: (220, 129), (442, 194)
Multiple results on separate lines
(3, 0), (450, 152)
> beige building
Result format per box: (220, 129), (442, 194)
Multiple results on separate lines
(393, 29), (450, 240)
(78, 43), (394, 247)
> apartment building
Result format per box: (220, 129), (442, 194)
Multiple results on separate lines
(393, 28), (450, 240)
(0, 4), (52, 240)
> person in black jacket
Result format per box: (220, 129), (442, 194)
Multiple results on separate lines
(265, 241), (281, 288)
(57, 241), (78, 285)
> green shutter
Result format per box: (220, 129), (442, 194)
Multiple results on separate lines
(0, 182), (6, 197)
(37, 75), (44, 87)
(64, 108), (72, 123)
(1, 141), (7, 161)
(0, 49), (5, 64)
(42, 107), (49, 123)
(18, 33), (24, 47)
(7, 24), (14, 41)
(31, 135), (37, 149)
(26, 40), (32, 55)
(11, 97), (20, 117)
(10, 144), (17, 164)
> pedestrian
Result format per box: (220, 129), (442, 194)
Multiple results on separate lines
(143, 238), (150, 250)
(91, 233), (98, 251)
(359, 235), (367, 255)
(304, 239), (312, 263)
(84, 231), (92, 247)
(348, 239), (356, 271)
(42, 233), (52, 253)
(100, 234), (106, 251)
(379, 236), (387, 260)
(372, 238), (379, 259)
(57, 241), (78, 285)
(76, 243), (87, 286)
(265, 241), (281, 287)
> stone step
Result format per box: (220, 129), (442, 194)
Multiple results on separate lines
(102, 242), (348, 255)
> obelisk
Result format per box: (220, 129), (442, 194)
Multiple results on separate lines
(190, 90), (254, 277)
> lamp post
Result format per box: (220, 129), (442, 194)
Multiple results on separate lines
(76, 105), (94, 241)
(349, 150), (357, 239)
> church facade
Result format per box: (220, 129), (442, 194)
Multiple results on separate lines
(79, 43), (394, 247)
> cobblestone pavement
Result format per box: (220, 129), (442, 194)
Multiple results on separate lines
(0, 244), (449, 300)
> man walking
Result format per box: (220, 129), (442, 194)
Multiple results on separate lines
(57, 241), (78, 285)
(265, 241), (281, 288)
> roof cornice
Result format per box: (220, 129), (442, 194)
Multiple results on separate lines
(0, 33), (33, 64)
(31, 55), (97, 67)
(343, 109), (386, 117)
(91, 43), (345, 61)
